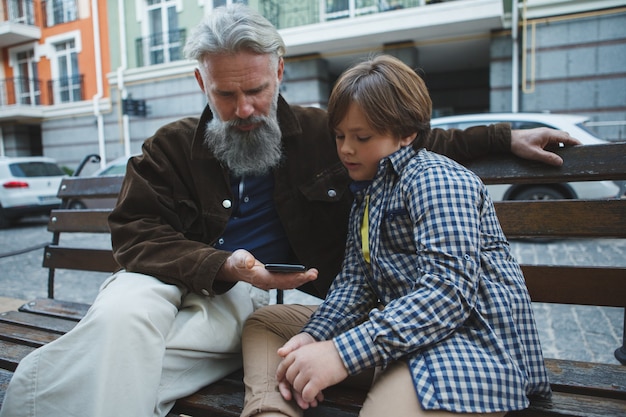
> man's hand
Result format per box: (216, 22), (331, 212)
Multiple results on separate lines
(511, 127), (582, 166)
(219, 249), (318, 290)
(276, 335), (348, 409)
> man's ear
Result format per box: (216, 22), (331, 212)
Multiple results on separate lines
(277, 57), (284, 83)
(194, 68), (206, 93)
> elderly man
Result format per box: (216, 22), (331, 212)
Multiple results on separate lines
(0, 4), (579, 417)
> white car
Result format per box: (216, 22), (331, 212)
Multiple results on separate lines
(0, 156), (67, 228)
(430, 113), (622, 201)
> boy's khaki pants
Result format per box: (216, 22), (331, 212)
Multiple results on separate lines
(240, 304), (506, 417)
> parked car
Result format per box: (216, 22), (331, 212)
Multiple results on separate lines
(0, 156), (67, 228)
(67, 155), (135, 210)
(430, 113), (622, 201)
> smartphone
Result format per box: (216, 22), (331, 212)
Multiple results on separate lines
(265, 263), (307, 273)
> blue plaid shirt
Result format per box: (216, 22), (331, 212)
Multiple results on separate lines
(302, 146), (551, 412)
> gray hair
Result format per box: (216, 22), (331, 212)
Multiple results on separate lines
(184, 4), (286, 65)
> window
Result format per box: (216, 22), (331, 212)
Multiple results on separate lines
(54, 40), (81, 103)
(9, 161), (65, 177)
(45, 0), (78, 26)
(7, 0), (35, 25)
(209, 0), (248, 9)
(146, 0), (182, 65)
(14, 50), (41, 105)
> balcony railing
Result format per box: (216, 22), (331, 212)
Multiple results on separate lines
(261, 0), (448, 30)
(0, 75), (84, 107)
(47, 74), (84, 104)
(0, 77), (41, 106)
(41, 0), (78, 27)
(135, 28), (186, 67)
(2, 0), (35, 25)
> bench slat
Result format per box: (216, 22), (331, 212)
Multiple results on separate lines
(56, 176), (123, 199)
(509, 391), (626, 417)
(465, 142), (626, 184)
(0, 310), (77, 334)
(522, 265), (626, 307)
(545, 358), (626, 400)
(495, 200), (626, 238)
(48, 209), (111, 233)
(0, 340), (37, 372)
(18, 298), (90, 321)
(42, 246), (118, 273)
(0, 322), (61, 348)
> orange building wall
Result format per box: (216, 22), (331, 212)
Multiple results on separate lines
(1, 0), (110, 105)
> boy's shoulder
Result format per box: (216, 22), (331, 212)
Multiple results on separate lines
(404, 148), (483, 185)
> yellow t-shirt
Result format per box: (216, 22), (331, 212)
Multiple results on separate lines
(361, 195), (370, 263)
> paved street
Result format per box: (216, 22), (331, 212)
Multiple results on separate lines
(1, 215), (624, 365)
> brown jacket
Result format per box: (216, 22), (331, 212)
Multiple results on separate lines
(109, 96), (509, 298)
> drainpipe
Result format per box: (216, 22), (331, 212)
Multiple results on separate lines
(118, 0), (131, 158)
(92, 0), (106, 168)
(511, 0), (519, 113)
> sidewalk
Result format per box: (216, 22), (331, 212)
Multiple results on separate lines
(0, 296), (26, 313)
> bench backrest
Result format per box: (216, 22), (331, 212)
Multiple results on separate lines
(464, 142), (626, 310)
(42, 144), (626, 361)
(43, 175), (123, 298)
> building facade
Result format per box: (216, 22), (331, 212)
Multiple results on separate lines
(0, 0), (110, 168)
(0, 0), (624, 172)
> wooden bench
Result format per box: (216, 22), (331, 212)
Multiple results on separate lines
(1, 143), (626, 416)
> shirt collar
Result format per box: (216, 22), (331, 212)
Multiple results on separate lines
(375, 145), (418, 180)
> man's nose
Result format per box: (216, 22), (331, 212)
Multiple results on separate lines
(235, 96), (254, 119)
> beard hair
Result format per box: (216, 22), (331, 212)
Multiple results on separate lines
(203, 90), (282, 177)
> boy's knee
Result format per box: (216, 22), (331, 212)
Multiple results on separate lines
(244, 304), (317, 340)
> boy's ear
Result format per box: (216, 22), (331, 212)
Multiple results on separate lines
(400, 133), (418, 147)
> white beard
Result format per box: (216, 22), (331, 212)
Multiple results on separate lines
(204, 90), (282, 177)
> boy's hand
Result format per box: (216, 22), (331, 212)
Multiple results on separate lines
(276, 338), (349, 409)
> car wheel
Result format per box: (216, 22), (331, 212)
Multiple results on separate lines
(68, 200), (87, 210)
(513, 186), (567, 201)
(0, 207), (12, 229)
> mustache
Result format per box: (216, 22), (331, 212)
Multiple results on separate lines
(229, 116), (264, 128)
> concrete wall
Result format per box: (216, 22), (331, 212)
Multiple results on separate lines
(490, 9), (626, 142)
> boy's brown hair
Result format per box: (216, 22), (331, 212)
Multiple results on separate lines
(328, 54), (432, 141)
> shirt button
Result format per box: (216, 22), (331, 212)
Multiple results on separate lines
(201, 289), (210, 296)
(222, 199), (232, 209)
(243, 196), (250, 203)
(218, 238), (224, 245)
(327, 189), (337, 198)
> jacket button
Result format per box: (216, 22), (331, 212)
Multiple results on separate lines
(222, 199), (232, 209)
(201, 289), (210, 296)
(327, 189), (337, 198)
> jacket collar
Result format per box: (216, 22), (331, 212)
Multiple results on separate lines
(190, 94), (301, 161)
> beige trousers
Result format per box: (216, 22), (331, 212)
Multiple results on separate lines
(0, 271), (267, 417)
(240, 304), (506, 417)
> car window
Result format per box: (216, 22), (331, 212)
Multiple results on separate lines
(9, 162), (65, 177)
(511, 121), (551, 130)
(98, 164), (127, 176)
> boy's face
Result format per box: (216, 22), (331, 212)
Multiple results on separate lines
(334, 103), (414, 181)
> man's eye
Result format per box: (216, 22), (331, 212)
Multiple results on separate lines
(357, 136), (371, 142)
(335, 135), (345, 141)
